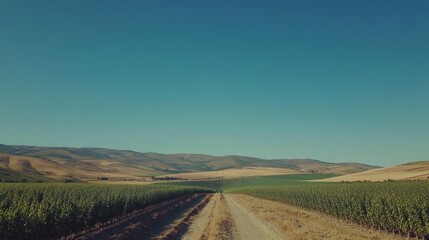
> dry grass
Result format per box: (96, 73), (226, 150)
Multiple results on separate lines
(160, 167), (300, 180)
(183, 194), (237, 240)
(229, 194), (405, 240)
(320, 161), (429, 182)
(2, 153), (298, 181)
(0, 144), (378, 181)
(4, 154), (157, 181)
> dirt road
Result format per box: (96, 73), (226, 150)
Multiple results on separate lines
(183, 194), (237, 240)
(184, 194), (406, 240)
(76, 193), (405, 240)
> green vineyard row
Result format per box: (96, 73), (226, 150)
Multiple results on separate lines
(231, 181), (429, 238)
(0, 183), (211, 239)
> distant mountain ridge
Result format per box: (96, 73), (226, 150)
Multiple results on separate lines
(0, 144), (378, 181)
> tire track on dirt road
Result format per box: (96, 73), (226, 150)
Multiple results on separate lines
(183, 194), (238, 240)
(75, 194), (210, 240)
(224, 194), (284, 240)
(184, 193), (282, 240)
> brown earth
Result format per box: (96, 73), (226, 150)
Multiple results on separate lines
(74, 194), (210, 240)
(183, 194), (238, 240)
(185, 194), (406, 240)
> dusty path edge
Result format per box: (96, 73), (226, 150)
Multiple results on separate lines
(69, 194), (205, 240)
(155, 194), (213, 239)
(227, 194), (407, 240)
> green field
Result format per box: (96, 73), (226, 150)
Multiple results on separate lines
(157, 173), (337, 191)
(0, 183), (211, 240)
(223, 173), (336, 191)
(2, 173), (429, 239)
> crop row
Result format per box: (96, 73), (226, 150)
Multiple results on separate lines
(0, 183), (211, 239)
(231, 181), (429, 239)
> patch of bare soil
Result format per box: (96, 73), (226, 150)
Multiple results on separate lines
(224, 194), (284, 240)
(74, 194), (208, 240)
(183, 193), (238, 240)
(154, 194), (212, 239)
(229, 194), (406, 240)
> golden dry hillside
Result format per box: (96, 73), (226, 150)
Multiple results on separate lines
(159, 167), (300, 180)
(0, 144), (378, 181)
(321, 161), (429, 182)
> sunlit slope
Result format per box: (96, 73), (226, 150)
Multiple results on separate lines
(0, 144), (378, 181)
(321, 161), (429, 182)
(159, 167), (300, 180)
(172, 154), (377, 174)
(1, 153), (161, 181)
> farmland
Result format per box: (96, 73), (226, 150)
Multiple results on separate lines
(0, 174), (428, 239)
(167, 175), (429, 239)
(0, 183), (211, 240)
(1, 0), (427, 238)
(229, 181), (429, 239)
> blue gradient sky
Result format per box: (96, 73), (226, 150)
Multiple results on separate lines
(1, 1), (428, 166)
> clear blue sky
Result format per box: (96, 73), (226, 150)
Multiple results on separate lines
(1, 1), (428, 166)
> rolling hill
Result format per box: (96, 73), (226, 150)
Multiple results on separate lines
(0, 144), (378, 181)
(321, 160), (429, 182)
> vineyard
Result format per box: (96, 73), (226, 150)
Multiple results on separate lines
(2, 178), (429, 239)
(230, 181), (429, 239)
(0, 183), (211, 240)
